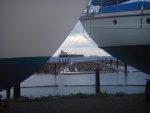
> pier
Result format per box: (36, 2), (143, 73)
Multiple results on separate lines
(36, 59), (70, 75)
(2, 58), (133, 100)
(36, 58), (131, 74)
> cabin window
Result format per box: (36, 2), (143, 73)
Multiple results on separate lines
(113, 20), (117, 25)
(146, 18), (150, 24)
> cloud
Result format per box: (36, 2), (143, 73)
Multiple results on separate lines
(59, 20), (98, 48)
(61, 34), (97, 48)
(52, 20), (110, 56)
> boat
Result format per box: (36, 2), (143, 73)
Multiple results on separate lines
(80, 0), (150, 75)
(58, 50), (84, 58)
(0, 0), (89, 91)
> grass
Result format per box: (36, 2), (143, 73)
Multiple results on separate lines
(1, 92), (145, 104)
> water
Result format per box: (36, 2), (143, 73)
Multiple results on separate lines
(1, 56), (150, 99)
(1, 71), (150, 99)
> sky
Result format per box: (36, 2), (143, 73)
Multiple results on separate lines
(53, 21), (111, 57)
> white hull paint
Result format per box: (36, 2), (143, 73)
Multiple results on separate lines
(0, 0), (89, 58)
(0, 0), (89, 91)
(80, 9), (150, 47)
(80, 8), (150, 74)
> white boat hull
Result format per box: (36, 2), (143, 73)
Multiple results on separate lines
(80, 9), (150, 75)
(81, 10), (150, 47)
(0, 0), (89, 58)
(0, 0), (89, 91)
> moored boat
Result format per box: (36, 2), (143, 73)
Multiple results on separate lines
(80, 0), (150, 75)
(0, 0), (89, 91)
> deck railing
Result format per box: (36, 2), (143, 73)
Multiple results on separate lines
(82, 0), (150, 16)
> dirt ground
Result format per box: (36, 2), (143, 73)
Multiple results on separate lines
(6, 95), (150, 113)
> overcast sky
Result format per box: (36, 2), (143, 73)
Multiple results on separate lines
(53, 21), (110, 57)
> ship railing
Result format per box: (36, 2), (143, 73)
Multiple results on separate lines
(82, 0), (150, 17)
(82, 5), (99, 17)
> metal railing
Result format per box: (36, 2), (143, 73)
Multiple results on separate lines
(83, 0), (149, 16)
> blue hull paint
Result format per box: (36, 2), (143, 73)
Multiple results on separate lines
(91, 0), (129, 7)
(0, 57), (50, 91)
(99, 1), (150, 13)
(102, 46), (150, 75)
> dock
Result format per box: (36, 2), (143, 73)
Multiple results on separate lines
(36, 58), (131, 75)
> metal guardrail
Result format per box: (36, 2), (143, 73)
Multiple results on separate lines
(83, 0), (149, 16)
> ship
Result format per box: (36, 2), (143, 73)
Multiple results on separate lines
(80, 0), (150, 75)
(58, 50), (84, 58)
(0, 0), (89, 91)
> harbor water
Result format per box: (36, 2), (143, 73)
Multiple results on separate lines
(1, 57), (150, 99)
(1, 71), (150, 99)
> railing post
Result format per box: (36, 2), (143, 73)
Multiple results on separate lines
(0, 94), (2, 107)
(14, 84), (20, 99)
(105, 58), (107, 65)
(95, 67), (100, 94)
(86, 6), (90, 15)
(55, 63), (57, 75)
(100, 59), (101, 64)
(65, 59), (66, 66)
(117, 59), (118, 69)
(59, 59), (60, 68)
(125, 63), (127, 73)
(63, 60), (65, 67)
(6, 88), (11, 99)
(110, 59), (112, 67)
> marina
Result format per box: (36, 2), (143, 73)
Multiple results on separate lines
(1, 71), (150, 99)
(1, 57), (150, 99)
(36, 57), (137, 75)
(1, 0), (150, 112)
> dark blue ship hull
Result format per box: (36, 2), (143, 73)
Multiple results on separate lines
(102, 45), (150, 75)
(0, 57), (50, 91)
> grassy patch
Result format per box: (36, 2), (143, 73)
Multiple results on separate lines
(1, 92), (144, 104)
